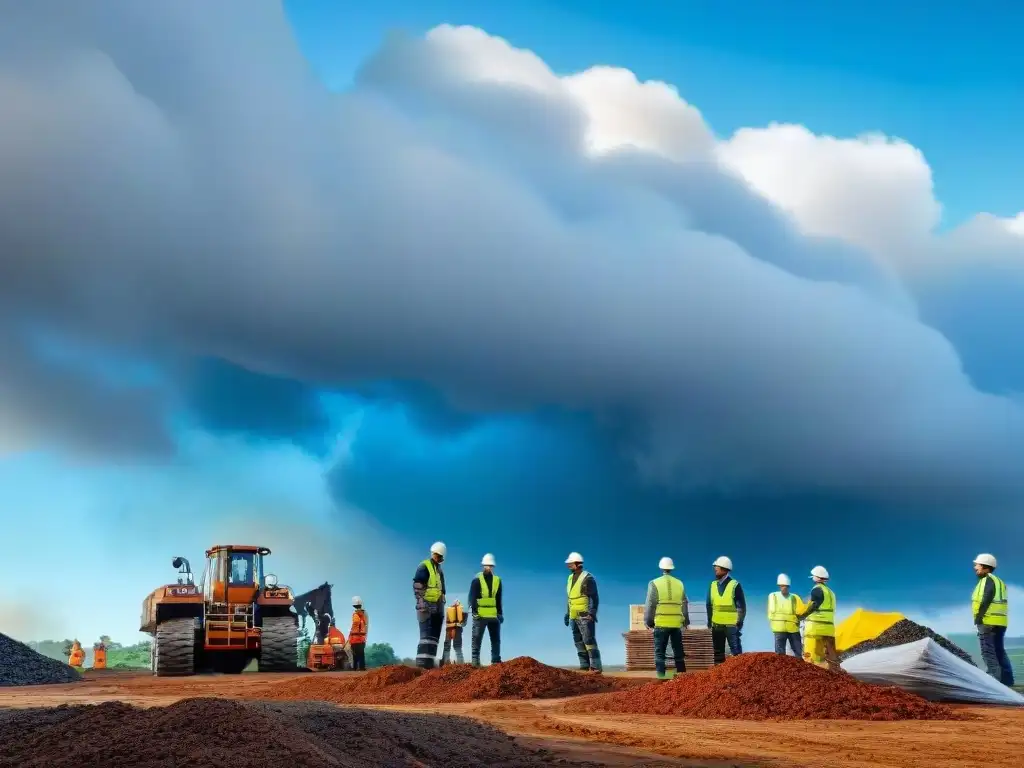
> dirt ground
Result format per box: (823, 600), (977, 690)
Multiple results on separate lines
(1, 669), (1021, 768)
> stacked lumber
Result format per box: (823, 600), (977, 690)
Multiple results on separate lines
(624, 603), (728, 672)
(623, 628), (722, 671)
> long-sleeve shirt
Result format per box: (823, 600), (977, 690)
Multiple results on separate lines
(412, 560), (446, 614)
(567, 570), (599, 621)
(974, 576), (996, 625)
(706, 576), (747, 626)
(468, 572), (504, 616)
(643, 579), (690, 628)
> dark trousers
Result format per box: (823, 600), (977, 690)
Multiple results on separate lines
(416, 611), (444, 669)
(350, 642), (366, 670)
(571, 617), (602, 671)
(774, 631), (803, 657)
(653, 627), (685, 676)
(471, 618), (502, 665)
(440, 627), (464, 665)
(979, 626), (1015, 686)
(711, 624), (743, 665)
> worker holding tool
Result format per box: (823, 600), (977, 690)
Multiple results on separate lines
(440, 599), (467, 665)
(413, 541), (447, 669)
(768, 574), (804, 657)
(797, 565), (840, 671)
(469, 553), (503, 666)
(972, 553), (1013, 686)
(349, 596), (368, 671)
(706, 556), (745, 665)
(644, 556), (688, 680)
(565, 552), (603, 673)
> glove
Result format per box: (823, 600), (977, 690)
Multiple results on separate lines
(564, 613), (570, 626)
(498, 615), (504, 624)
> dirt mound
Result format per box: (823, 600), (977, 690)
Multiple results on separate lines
(0, 632), (81, 687)
(838, 619), (977, 666)
(0, 697), (636, 767)
(257, 657), (639, 704)
(565, 652), (964, 721)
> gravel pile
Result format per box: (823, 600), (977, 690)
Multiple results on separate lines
(256, 656), (641, 705)
(838, 619), (977, 666)
(0, 698), (678, 767)
(565, 652), (963, 721)
(0, 632), (81, 687)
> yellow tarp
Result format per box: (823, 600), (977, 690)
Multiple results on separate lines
(835, 608), (905, 652)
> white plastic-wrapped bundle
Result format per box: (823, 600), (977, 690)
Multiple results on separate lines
(841, 637), (1024, 706)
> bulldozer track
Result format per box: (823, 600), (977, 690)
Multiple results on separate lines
(154, 618), (196, 677)
(260, 616), (298, 672)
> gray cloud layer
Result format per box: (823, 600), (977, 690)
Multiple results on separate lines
(1, 1), (1023, 502)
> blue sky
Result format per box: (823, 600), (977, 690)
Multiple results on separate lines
(0, 1), (1022, 664)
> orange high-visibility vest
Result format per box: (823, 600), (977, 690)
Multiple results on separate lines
(350, 610), (368, 643)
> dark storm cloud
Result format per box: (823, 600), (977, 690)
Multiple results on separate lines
(1, 1), (1023, 503)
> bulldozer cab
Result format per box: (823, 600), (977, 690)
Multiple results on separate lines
(202, 545), (268, 605)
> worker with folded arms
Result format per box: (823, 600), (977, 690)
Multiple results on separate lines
(972, 553), (1013, 686)
(469, 553), (503, 666)
(644, 556), (688, 680)
(413, 541), (447, 669)
(440, 599), (467, 666)
(768, 574), (804, 657)
(797, 565), (840, 671)
(349, 596), (368, 671)
(706, 556), (745, 665)
(565, 552), (603, 673)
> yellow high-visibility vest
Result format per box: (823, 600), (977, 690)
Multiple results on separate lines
(768, 591), (800, 634)
(476, 573), (501, 618)
(973, 574), (1009, 627)
(709, 579), (739, 626)
(567, 571), (591, 619)
(804, 584), (836, 638)
(421, 559), (442, 603)
(652, 574), (685, 628)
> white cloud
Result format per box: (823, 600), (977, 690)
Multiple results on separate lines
(1, 5), (1024, 505)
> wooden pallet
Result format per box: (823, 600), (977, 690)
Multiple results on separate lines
(622, 628), (726, 672)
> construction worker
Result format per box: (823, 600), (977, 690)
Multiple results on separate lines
(413, 541), (447, 669)
(706, 556), (745, 665)
(972, 553), (1013, 686)
(469, 553), (503, 667)
(768, 574), (804, 657)
(644, 556), (688, 680)
(440, 599), (467, 665)
(349, 596), (368, 671)
(565, 552), (602, 673)
(797, 565), (840, 671)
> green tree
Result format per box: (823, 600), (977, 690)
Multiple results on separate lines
(364, 642), (399, 668)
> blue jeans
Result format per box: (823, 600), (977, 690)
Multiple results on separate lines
(471, 618), (501, 665)
(571, 617), (602, 671)
(978, 625), (1015, 687)
(774, 631), (803, 657)
(711, 624), (742, 665)
(653, 627), (685, 676)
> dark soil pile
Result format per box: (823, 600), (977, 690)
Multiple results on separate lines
(0, 632), (81, 687)
(838, 619), (977, 666)
(0, 698), (652, 767)
(258, 657), (639, 704)
(565, 652), (964, 721)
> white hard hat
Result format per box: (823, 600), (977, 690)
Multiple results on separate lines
(351, 596), (362, 605)
(973, 553), (997, 568)
(481, 553), (496, 567)
(777, 574), (791, 586)
(712, 556), (733, 571)
(565, 551), (584, 564)
(430, 541), (447, 558)
(659, 556), (675, 570)
(810, 565), (830, 580)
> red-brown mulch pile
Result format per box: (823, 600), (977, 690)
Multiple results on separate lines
(256, 657), (640, 705)
(564, 652), (966, 721)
